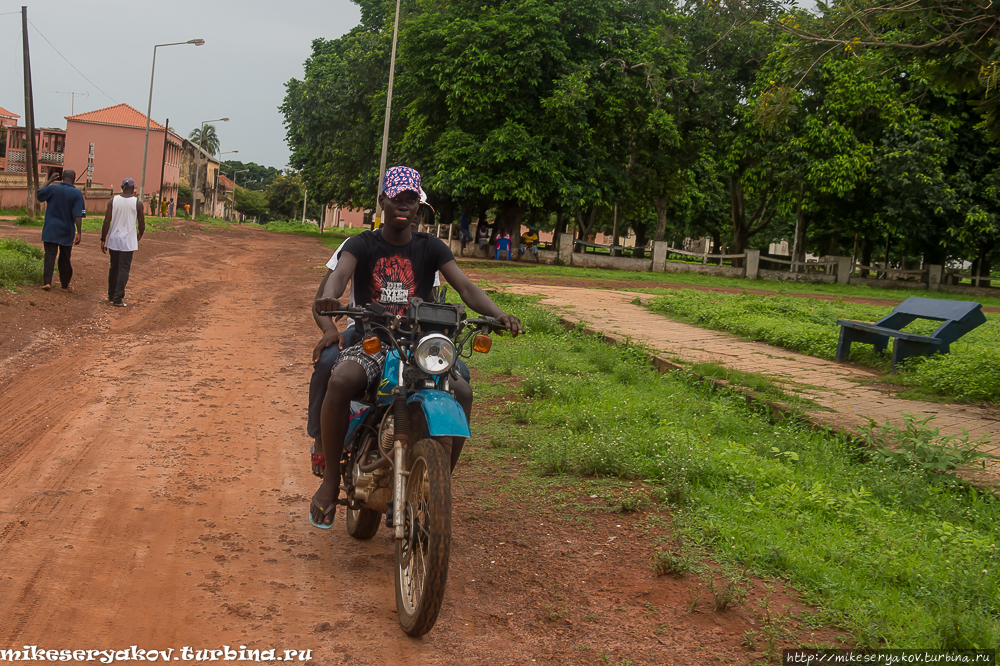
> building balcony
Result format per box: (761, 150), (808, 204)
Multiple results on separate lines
(40, 151), (64, 164)
(8, 149), (25, 164)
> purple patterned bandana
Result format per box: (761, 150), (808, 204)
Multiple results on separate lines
(383, 166), (421, 198)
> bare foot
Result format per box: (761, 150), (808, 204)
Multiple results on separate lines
(60, 286), (74, 293)
(41, 284), (51, 291)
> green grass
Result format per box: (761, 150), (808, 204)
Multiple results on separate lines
(464, 293), (1000, 651)
(0, 237), (43, 289)
(644, 290), (1000, 405)
(260, 220), (364, 250)
(459, 261), (1000, 309)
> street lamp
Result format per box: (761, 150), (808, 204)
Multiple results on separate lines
(192, 117), (228, 219)
(140, 38), (204, 200)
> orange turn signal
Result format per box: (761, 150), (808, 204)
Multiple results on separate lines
(472, 334), (492, 354)
(362, 336), (382, 355)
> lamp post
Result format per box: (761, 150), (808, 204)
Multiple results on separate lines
(140, 38), (204, 201)
(191, 117), (228, 219)
(231, 168), (249, 222)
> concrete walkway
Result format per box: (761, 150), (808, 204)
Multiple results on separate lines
(502, 284), (1000, 469)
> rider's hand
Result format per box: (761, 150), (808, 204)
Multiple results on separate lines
(497, 313), (523, 337)
(314, 296), (342, 316)
(312, 329), (343, 364)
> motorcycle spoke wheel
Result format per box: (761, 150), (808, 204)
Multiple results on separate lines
(395, 438), (451, 637)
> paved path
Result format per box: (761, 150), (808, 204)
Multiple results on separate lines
(502, 284), (1000, 468)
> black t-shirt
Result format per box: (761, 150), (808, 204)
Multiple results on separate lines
(342, 230), (455, 315)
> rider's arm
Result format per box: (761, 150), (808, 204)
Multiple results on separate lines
(439, 260), (523, 335)
(313, 269), (336, 333)
(315, 252), (357, 313)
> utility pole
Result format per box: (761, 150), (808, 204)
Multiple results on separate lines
(301, 188), (307, 224)
(372, 0), (403, 228)
(22, 6), (38, 217)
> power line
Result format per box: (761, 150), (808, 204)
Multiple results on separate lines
(27, 19), (116, 104)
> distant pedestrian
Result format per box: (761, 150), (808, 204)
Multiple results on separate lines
(459, 209), (472, 256)
(100, 177), (145, 307)
(36, 169), (86, 292)
(161, 199), (168, 217)
(184, 203), (190, 217)
(168, 198), (175, 217)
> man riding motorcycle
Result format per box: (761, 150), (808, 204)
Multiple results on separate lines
(309, 166), (522, 528)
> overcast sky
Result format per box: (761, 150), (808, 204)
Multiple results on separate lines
(1, 0), (361, 170)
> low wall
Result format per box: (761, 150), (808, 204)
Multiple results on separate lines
(1, 187), (110, 214)
(759, 269), (836, 284)
(571, 252), (652, 271)
(664, 262), (744, 278)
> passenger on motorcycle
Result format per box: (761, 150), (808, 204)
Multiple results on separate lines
(310, 166), (522, 528)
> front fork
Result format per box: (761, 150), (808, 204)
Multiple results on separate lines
(391, 387), (409, 540)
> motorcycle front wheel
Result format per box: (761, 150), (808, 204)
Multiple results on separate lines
(394, 438), (452, 636)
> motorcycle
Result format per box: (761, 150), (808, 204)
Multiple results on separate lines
(319, 296), (506, 636)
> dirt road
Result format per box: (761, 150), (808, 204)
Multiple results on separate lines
(0, 222), (834, 665)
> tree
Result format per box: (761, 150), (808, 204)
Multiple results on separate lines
(233, 187), (268, 219)
(220, 160), (281, 192)
(189, 124), (221, 156)
(777, 0), (1000, 138)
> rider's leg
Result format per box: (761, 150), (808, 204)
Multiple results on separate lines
(307, 342), (342, 476)
(449, 374), (473, 472)
(312, 361), (368, 526)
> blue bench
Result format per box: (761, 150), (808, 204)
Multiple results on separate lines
(835, 297), (986, 370)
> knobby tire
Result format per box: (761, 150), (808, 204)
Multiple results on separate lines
(394, 438), (451, 636)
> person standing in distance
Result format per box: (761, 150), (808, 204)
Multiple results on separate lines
(100, 177), (145, 307)
(36, 169), (86, 292)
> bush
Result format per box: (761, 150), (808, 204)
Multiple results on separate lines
(14, 215), (42, 228)
(0, 237), (43, 289)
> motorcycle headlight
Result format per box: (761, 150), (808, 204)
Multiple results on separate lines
(414, 333), (457, 375)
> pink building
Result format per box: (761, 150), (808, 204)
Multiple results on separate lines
(64, 103), (183, 211)
(322, 204), (366, 229)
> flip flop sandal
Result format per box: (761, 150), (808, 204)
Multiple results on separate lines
(308, 498), (337, 530)
(61, 286), (74, 293)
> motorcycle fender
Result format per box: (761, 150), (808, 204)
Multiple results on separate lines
(407, 390), (471, 438)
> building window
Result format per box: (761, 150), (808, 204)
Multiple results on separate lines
(54, 135), (64, 153)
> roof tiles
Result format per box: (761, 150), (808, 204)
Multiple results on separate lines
(0, 105), (20, 119)
(66, 103), (165, 131)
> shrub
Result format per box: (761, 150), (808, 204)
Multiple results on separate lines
(0, 237), (43, 289)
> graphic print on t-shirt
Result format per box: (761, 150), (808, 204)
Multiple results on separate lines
(373, 255), (416, 314)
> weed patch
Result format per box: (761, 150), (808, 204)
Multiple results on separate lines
(0, 237), (43, 289)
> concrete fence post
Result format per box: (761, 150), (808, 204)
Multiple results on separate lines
(927, 264), (943, 291)
(652, 241), (668, 273)
(558, 233), (574, 265)
(744, 249), (760, 280)
(833, 256), (852, 284)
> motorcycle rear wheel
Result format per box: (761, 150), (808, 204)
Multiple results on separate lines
(345, 502), (381, 540)
(394, 438), (452, 636)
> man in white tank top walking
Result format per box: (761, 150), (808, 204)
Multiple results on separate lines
(100, 177), (146, 307)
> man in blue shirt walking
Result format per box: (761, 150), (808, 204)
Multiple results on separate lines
(36, 169), (86, 292)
